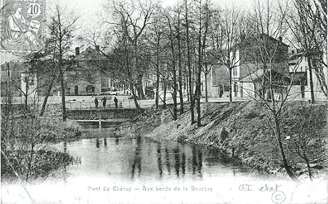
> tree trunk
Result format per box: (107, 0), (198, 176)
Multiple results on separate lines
(163, 79), (167, 109)
(40, 75), (56, 116)
(130, 82), (141, 110)
(155, 39), (160, 109)
(205, 65), (208, 103)
(196, 4), (202, 127)
(24, 78), (29, 111)
(168, 18), (178, 120)
(59, 67), (66, 121)
(307, 56), (315, 104)
(274, 117), (297, 180)
(303, 152), (313, 180)
(136, 73), (145, 99)
(229, 67), (233, 103)
(177, 10), (184, 115)
(185, 0), (195, 124)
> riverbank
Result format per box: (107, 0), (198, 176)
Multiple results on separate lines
(117, 101), (328, 179)
(1, 104), (82, 181)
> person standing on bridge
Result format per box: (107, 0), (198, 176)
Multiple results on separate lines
(114, 97), (118, 109)
(102, 96), (107, 108)
(94, 97), (99, 108)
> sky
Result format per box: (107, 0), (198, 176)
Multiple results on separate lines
(52, 0), (254, 31)
(0, 0), (254, 63)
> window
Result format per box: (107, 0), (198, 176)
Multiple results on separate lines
(234, 82), (238, 97)
(86, 85), (95, 93)
(233, 67), (238, 77)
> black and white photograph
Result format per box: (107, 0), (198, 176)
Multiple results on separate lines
(0, 0), (327, 203)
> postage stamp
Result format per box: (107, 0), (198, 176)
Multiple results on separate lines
(0, 0), (46, 52)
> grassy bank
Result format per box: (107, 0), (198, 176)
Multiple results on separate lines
(117, 101), (328, 179)
(1, 150), (74, 181)
(1, 104), (82, 181)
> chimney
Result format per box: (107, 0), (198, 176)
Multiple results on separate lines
(75, 47), (80, 56)
(95, 45), (100, 52)
(279, 36), (282, 42)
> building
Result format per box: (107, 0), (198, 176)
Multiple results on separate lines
(288, 49), (328, 101)
(1, 46), (116, 104)
(207, 34), (290, 100)
(63, 46), (107, 96)
(1, 61), (38, 101)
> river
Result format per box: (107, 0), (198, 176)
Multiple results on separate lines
(3, 129), (326, 204)
(51, 128), (258, 182)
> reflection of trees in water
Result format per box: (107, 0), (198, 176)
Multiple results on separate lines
(181, 145), (186, 176)
(192, 146), (197, 174)
(131, 136), (142, 179)
(174, 146), (180, 177)
(115, 137), (119, 145)
(165, 147), (171, 175)
(192, 145), (203, 177)
(104, 138), (107, 147)
(197, 150), (203, 178)
(157, 143), (163, 178)
(96, 138), (100, 148)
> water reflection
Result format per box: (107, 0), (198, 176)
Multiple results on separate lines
(174, 146), (180, 177)
(192, 146), (197, 174)
(197, 149), (203, 178)
(181, 145), (186, 176)
(191, 145), (203, 177)
(131, 136), (142, 179)
(96, 138), (100, 148)
(157, 143), (163, 178)
(54, 135), (253, 182)
(165, 148), (171, 175)
(104, 138), (107, 147)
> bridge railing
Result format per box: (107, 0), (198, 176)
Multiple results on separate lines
(66, 100), (135, 110)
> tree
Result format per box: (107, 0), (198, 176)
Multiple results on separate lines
(149, 5), (166, 109)
(242, 0), (298, 180)
(286, 0), (328, 102)
(195, 0), (210, 127)
(210, 7), (242, 103)
(185, 0), (195, 124)
(165, 9), (178, 120)
(285, 104), (327, 180)
(47, 5), (78, 121)
(105, 0), (155, 109)
(176, 6), (185, 114)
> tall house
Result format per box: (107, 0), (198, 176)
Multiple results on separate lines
(234, 34), (289, 99)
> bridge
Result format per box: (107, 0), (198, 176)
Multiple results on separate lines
(66, 108), (143, 128)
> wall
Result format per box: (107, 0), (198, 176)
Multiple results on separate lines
(66, 108), (142, 120)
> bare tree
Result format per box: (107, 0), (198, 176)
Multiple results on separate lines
(149, 5), (166, 109)
(194, 0), (211, 127)
(241, 0), (298, 180)
(185, 0), (195, 124)
(285, 104), (327, 180)
(286, 0), (328, 102)
(165, 10), (178, 120)
(176, 6), (185, 114)
(47, 5), (78, 121)
(106, 0), (155, 109)
(210, 7), (241, 103)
